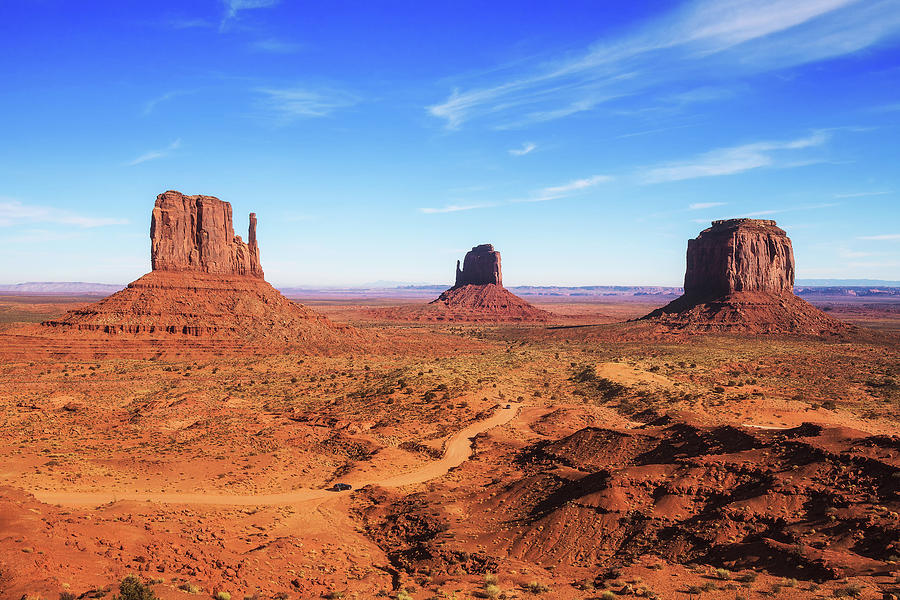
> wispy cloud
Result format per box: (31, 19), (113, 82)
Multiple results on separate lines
(428, 0), (900, 128)
(168, 17), (214, 30)
(419, 203), (497, 214)
(689, 202), (726, 210)
(250, 38), (303, 53)
(221, 0), (280, 28)
(509, 142), (537, 156)
(127, 139), (181, 166)
(833, 190), (891, 198)
(521, 175), (612, 202)
(420, 174), (611, 214)
(142, 91), (191, 116)
(744, 202), (839, 217)
(858, 233), (900, 241)
(0, 198), (128, 228)
(642, 132), (827, 183)
(256, 87), (358, 123)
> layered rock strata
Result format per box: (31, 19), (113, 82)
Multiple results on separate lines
(42, 191), (347, 344)
(642, 219), (845, 333)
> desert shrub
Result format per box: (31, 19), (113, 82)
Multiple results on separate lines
(178, 582), (201, 594)
(113, 576), (157, 600)
(599, 591), (616, 600)
(834, 583), (862, 597)
(215, 593), (231, 600)
(572, 365), (597, 382)
(736, 572), (757, 584)
(524, 581), (549, 593)
(715, 568), (731, 580)
(483, 583), (501, 599)
(60, 593), (77, 600)
(325, 591), (345, 599)
(483, 573), (498, 586)
(396, 590), (413, 600)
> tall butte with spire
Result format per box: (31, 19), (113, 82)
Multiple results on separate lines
(43, 191), (347, 344)
(427, 244), (551, 322)
(641, 218), (846, 333)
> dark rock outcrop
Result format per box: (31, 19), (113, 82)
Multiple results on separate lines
(642, 219), (847, 334)
(455, 244), (502, 287)
(150, 191), (263, 278)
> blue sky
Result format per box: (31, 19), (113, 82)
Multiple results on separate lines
(1, 0), (899, 286)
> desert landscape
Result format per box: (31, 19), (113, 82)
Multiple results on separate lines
(0, 192), (897, 600)
(3, 2), (900, 600)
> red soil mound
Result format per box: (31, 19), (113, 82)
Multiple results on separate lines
(359, 419), (900, 583)
(39, 271), (349, 344)
(427, 284), (552, 322)
(642, 291), (849, 334)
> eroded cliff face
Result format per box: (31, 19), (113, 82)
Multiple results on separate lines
(454, 244), (502, 287)
(684, 219), (794, 299)
(640, 218), (845, 333)
(150, 191), (263, 278)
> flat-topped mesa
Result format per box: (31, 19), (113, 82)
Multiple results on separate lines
(150, 190), (263, 278)
(454, 244), (502, 287)
(684, 218), (794, 300)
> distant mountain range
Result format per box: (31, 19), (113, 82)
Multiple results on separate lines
(1, 280), (898, 297)
(0, 282), (125, 294)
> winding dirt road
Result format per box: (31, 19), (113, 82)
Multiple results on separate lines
(30, 402), (521, 508)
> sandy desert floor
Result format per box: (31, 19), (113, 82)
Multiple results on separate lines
(0, 294), (898, 600)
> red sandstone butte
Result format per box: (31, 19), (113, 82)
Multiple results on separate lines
(642, 218), (846, 333)
(428, 244), (551, 322)
(150, 191), (263, 278)
(455, 243), (502, 287)
(40, 191), (349, 345)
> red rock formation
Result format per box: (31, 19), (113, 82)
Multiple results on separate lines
(455, 244), (502, 287)
(41, 191), (351, 345)
(424, 244), (550, 322)
(150, 191), (263, 278)
(642, 219), (846, 334)
(683, 219), (794, 299)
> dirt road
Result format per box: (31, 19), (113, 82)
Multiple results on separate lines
(30, 402), (521, 507)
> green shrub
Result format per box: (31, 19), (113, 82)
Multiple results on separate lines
(113, 576), (157, 600)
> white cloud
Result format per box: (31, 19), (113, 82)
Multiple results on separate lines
(0, 198), (128, 228)
(526, 175), (612, 202)
(419, 203), (496, 214)
(858, 233), (900, 240)
(221, 0), (280, 27)
(643, 132), (827, 183)
(142, 91), (191, 116)
(420, 174), (611, 213)
(833, 190), (891, 198)
(689, 202), (726, 210)
(744, 202), (838, 217)
(256, 87), (358, 122)
(427, 0), (900, 129)
(126, 139), (181, 166)
(509, 142), (537, 156)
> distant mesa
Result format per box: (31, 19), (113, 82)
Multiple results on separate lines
(641, 218), (847, 333)
(428, 244), (551, 322)
(41, 191), (349, 345)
